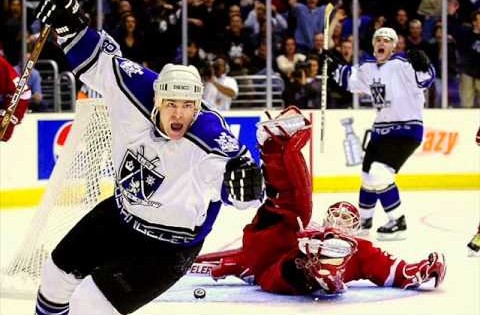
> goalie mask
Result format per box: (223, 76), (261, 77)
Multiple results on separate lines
(151, 64), (204, 134)
(324, 201), (361, 234)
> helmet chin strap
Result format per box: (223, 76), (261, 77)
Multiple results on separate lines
(150, 106), (171, 140)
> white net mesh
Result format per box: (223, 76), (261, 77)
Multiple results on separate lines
(1, 99), (115, 296)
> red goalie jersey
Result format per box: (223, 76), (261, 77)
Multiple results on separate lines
(196, 107), (446, 295)
(0, 56), (30, 141)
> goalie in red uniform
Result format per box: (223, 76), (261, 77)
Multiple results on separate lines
(196, 107), (446, 295)
(0, 56), (30, 141)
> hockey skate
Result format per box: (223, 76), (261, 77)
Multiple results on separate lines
(376, 215), (407, 240)
(467, 232), (480, 257)
(357, 217), (372, 237)
(194, 249), (255, 284)
(397, 252), (446, 289)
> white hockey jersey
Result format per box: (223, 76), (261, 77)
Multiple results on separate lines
(336, 54), (435, 142)
(61, 28), (250, 245)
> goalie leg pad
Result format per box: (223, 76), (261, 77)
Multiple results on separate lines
(361, 162), (395, 191)
(283, 128), (312, 227)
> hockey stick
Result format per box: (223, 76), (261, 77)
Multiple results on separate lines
(0, 25), (51, 140)
(320, 3), (335, 153)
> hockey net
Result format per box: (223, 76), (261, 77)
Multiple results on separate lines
(1, 99), (115, 296)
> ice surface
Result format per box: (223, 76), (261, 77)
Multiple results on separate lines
(1, 191), (479, 315)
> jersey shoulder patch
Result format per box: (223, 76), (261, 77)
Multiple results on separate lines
(113, 57), (157, 116)
(186, 107), (245, 157)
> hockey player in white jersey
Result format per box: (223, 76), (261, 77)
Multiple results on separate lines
(330, 27), (435, 240)
(33, 1), (263, 314)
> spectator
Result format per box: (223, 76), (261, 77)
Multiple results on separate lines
(328, 40), (354, 108)
(276, 36), (306, 81)
(282, 67), (310, 108)
(145, 0), (180, 71)
(417, 0), (442, 40)
(186, 0), (207, 46)
(244, 2), (287, 38)
(221, 13), (254, 71)
(0, 55), (30, 141)
(390, 8), (409, 37)
(340, 5), (373, 44)
(396, 34), (407, 53)
(186, 39), (209, 73)
(249, 40), (267, 74)
(456, 10), (480, 108)
(203, 56), (239, 111)
(447, 0), (463, 42)
(200, 0), (230, 56)
(304, 55), (322, 108)
(339, 38), (354, 64)
(310, 32), (325, 57)
(362, 15), (388, 54)
(406, 19), (430, 53)
(3, 0), (23, 65)
(104, 0), (133, 34)
(288, 0), (326, 53)
(427, 24), (460, 107)
(14, 55), (45, 112)
(113, 13), (147, 66)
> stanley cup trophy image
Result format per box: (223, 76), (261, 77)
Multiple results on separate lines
(340, 117), (363, 166)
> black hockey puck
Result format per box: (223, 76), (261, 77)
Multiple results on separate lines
(193, 287), (206, 299)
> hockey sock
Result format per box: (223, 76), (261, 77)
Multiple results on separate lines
(359, 187), (377, 219)
(35, 291), (69, 315)
(378, 183), (403, 220)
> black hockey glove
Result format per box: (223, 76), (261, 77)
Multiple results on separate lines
(224, 156), (263, 202)
(407, 49), (431, 72)
(35, 0), (89, 38)
(320, 49), (345, 79)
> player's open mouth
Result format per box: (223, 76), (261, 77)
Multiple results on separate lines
(171, 123), (183, 131)
(378, 48), (385, 54)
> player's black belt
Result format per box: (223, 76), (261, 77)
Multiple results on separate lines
(114, 189), (200, 245)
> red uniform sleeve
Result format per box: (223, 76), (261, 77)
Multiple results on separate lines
(0, 56), (30, 141)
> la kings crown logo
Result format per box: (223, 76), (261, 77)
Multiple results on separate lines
(118, 146), (164, 207)
(370, 78), (390, 109)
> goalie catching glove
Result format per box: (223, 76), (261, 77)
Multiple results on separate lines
(296, 227), (358, 294)
(35, 0), (89, 38)
(224, 156), (263, 208)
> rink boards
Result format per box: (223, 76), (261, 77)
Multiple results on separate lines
(0, 105), (479, 208)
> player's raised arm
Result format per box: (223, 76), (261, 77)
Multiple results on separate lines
(35, 0), (121, 96)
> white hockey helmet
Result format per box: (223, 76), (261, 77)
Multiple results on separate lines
(152, 63), (204, 115)
(324, 201), (360, 234)
(372, 27), (398, 46)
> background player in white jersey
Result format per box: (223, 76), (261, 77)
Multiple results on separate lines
(33, 0), (263, 314)
(330, 27), (435, 240)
